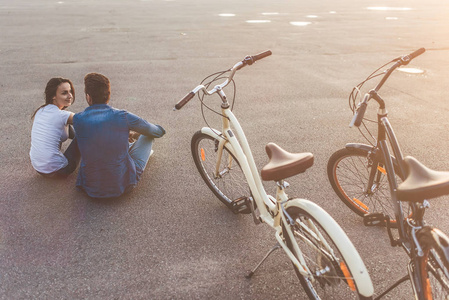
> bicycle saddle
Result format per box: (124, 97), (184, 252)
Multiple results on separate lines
(261, 143), (314, 181)
(397, 156), (449, 202)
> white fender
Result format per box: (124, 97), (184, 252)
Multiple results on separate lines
(200, 127), (222, 139)
(200, 127), (237, 157)
(285, 198), (374, 298)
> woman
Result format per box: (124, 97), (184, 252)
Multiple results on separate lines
(30, 78), (80, 177)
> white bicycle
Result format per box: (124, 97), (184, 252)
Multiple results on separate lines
(174, 50), (374, 299)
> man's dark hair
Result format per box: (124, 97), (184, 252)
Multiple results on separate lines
(84, 73), (111, 104)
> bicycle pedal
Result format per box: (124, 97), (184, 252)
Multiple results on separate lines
(363, 213), (387, 227)
(231, 197), (252, 214)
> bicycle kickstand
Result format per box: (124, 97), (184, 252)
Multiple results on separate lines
(246, 243), (281, 278)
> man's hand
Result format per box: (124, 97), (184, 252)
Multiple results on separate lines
(129, 131), (141, 143)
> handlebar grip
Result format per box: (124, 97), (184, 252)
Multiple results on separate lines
(349, 102), (368, 128)
(174, 91), (195, 110)
(253, 50), (272, 62)
(408, 48), (425, 60)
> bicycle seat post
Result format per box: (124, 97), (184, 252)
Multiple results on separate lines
(276, 180), (290, 201)
(277, 180), (289, 188)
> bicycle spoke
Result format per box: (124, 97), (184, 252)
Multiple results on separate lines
(286, 207), (364, 299)
(425, 249), (449, 299)
(328, 148), (406, 224)
(192, 132), (250, 207)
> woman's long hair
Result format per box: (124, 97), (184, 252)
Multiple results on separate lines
(31, 78), (75, 119)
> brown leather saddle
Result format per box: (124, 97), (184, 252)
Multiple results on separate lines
(397, 156), (449, 202)
(261, 143), (314, 182)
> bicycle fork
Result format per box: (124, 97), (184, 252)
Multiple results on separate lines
(408, 224), (429, 300)
(246, 183), (315, 280)
(245, 210), (311, 280)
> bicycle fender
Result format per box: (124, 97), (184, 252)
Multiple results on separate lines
(200, 127), (222, 140)
(285, 198), (374, 298)
(419, 227), (449, 266)
(200, 127), (237, 158)
(431, 228), (449, 261)
(345, 143), (374, 153)
(345, 143), (404, 179)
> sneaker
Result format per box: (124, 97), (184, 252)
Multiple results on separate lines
(150, 150), (154, 157)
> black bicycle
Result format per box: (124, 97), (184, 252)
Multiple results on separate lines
(327, 48), (449, 299)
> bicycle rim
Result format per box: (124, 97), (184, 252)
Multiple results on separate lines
(328, 148), (409, 224)
(191, 131), (249, 206)
(286, 206), (363, 299)
(421, 248), (449, 299)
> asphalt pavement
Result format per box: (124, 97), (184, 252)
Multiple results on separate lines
(2, 0), (449, 299)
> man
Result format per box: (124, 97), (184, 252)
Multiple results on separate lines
(73, 73), (165, 198)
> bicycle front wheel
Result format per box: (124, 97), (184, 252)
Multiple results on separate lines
(327, 147), (406, 225)
(285, 204), (373, 299)
(419, 227), (449, 300)
(191, 131), (250, 208)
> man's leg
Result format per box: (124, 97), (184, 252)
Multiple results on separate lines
(129, 135), (154, 181)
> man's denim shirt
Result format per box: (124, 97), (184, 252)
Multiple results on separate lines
(73, 104), (165, 198)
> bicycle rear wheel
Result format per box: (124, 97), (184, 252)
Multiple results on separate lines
(418, 227), (449, 300)
(285, 204), (373, 299)
(191, 131), (250, 208)
(327, 147), (408, 225)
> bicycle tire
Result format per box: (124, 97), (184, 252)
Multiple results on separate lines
(418, 227), (449, 300)
(285, 204), (373, 299)
(191, 131), (250, 208)
(327, 147), (408, 225)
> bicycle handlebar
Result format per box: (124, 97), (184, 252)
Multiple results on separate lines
(247, 50), (273, 65)
(174, 92), (195, 110)
(350, 48), (425, 127)
(407, 47), (426, 61)
(349, 101), (368, 128)
(174, 50), (272, 110)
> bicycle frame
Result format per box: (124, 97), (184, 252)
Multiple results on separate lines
(202, 105), (314, 276)
(181, 56), (340, 278)
(202, 100), (374, 295)
(333, 48), (449, 299)
(203, 99), (377, 290)
(359, 99), (430, 299)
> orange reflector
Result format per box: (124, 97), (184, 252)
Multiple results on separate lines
(377, 166), (387, 174)
(201, 148), (205, 161)
(340, 262), (356, 291)
(201, 148), (206, 161)
(353, 198), (369, 211)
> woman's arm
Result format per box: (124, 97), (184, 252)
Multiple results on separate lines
(67, 112), (75, 125)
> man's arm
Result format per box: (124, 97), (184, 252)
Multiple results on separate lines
(126, 111), (166, 138)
